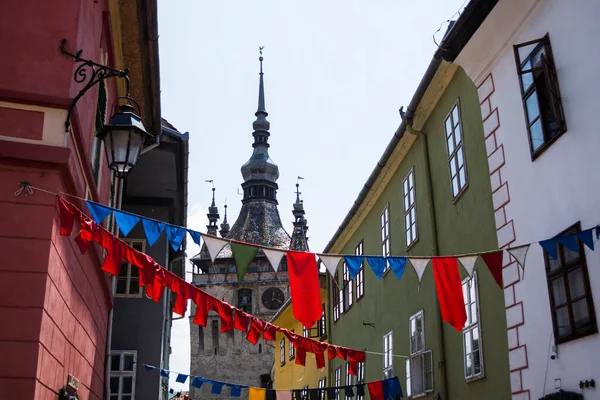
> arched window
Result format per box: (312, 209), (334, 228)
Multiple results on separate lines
(238, 289), (252, 314)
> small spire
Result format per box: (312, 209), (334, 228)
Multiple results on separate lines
(291, 177), (309, 251)
(257, 46), (266, 114)
(205, 180), (220, 236)
(220, 201), (230, 238)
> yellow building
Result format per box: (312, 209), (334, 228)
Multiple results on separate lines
(272, 275), (328, 392)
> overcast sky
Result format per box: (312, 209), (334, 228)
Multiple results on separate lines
(157, 0), (468, 392)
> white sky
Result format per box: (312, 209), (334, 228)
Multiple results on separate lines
(157, 0), (468, 392)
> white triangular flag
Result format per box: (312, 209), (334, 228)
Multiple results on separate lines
(263, 248), (286, 272)
(318, 255), (343, 277)
(508, 244), (530, 277)
(458, 256), (478, 278)
(409, 258), (430, 283)
(203, 235), (229, 263)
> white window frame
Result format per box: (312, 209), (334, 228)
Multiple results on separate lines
(318, 304), (326, 338)
(333, 276), (340, 322)
(289, 330), (295, 360)
(357, 362), (365, 400)
(343, 262), (353, 310)
(383, 330), (393, 379)
(403, 169), (418, 248)
(381, 205), (391, 260)
(280, 338), (286, 366)
(407, 311), (433, 397)
(462, 272), (484, 381)
(114, 239), (145, 298)
(355, 241), (365, 300)
(318, 377), (326, 400)
(335, 367), (341, 400)
(109, 350), (137, 399)
(444, 99), (468, 199)
(345, 362), (354, 400)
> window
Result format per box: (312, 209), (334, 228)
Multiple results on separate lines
(303, 326), (309, 338)
(115, 240), (145, 298)
(445, 101), (467, 198)
(545, 223), (597, 344)
(381, 205), (390, 258)
(333, 273), (340, 323)
(514, 34), (566, 158)
(403, 170), (417, 247)
(238, 289), (252, 314)
(356, 241), (365, 300)
(407, 311), (433, 397)
(289, 330), (295, 360)
(345, 362), (354, 400)
(463, 273), (484, 380)
(280, 338), (286, 366)
(318, 378), (326, 400)
(357, 362), (365, 400)
(109, 350), (136, 400)
(212, 319), (219, 354)
(343, 262), (353, 311)
(302, 386), (309, 400)
(318, 304), (327, 339)
(334, 367), (341, 400)
(92, 79), (107, 185)
(383, 331), (393, 379)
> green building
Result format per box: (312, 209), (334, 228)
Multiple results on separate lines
(324, 6), (510, 399)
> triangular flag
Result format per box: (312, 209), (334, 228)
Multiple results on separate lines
(188, 229), (201, 246)
(481, 251), (504, 288)
(432, 257), (467, 331)
(318, 255), (342, 277)
(191, 377), (204, 388)
(507, 244), (530, 275)
(86, 201), (113, 224)
(142, 219), (165, 246)
(263, 248), (286, 272)
(343, 255), (364, 279)
(203, 235), (229, 263)
(160, 369), (169, 377)
(458, 255), (478, 277)
(557, 234), (579, 253)
(409, 258), (430, 283)
(176, 373), (188, 383)
(577, 229), (595, 251)
(366, 256), (387, 279)
(231, 242), (259, 281)
(143, 364), (156, 371)
(539, 238), (558, 260)
(382, 377), (403, 399)
(114, 210), (140, 237)
(211, 382), (224, 394)
(230, 385), (242, 397)
(388, 257), (407, 280)
(166, 225), (186, 251)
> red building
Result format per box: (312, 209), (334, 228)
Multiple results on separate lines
(0, 1), (162, 398)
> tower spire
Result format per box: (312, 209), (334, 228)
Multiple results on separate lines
(290, 177), (309, 251)
(205, 180), (220, 236)
(220, 201), (230, 238)
(257, 46), (266, 113)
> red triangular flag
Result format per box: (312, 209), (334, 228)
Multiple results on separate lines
(432, 257), (467, 332)
(367, 381), (384, 400)
(481, 251), (504, 288)
(286, 251), (322, 329)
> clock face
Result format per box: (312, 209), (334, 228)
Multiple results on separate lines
(262, 287), (285, 310)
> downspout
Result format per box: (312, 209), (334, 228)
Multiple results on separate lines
(405, 123), (447, 400)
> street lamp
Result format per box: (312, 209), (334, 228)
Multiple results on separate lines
(98, 102), (151, 178)
(60, 39), (154, 179)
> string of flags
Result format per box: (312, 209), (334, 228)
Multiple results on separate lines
(142, 362), (403, 400)
(83, 198), (599, 331)
(58, 198), (366, 374)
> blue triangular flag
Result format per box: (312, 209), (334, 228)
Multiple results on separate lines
(230, 385), (242, 397)
(188, 229), (201, 246)
(211, 382), (224, 394)
(382, 376), (403, 399)
(166, 225), (186, 251)
(176, 373), (189, 383)
(86, 201), (113, 224)
(557, 234), (579, 253)
(539, 239), (558, 259)
(142, 219), (165, 246)
(114, 211), (140, 237)
(388, 257), (407, 280)
(160, 369), (169, 378)
(169, 389), (174, 394)
(192, 377), (204, 388)
(143, 364), (156, 371)
(365, 256), (387, 279)
(344, 255), (364, 279)
(577, 229), (595, 251)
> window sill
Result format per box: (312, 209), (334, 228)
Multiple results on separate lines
(465, 373), (485, 383)
(530, 129), (567, 161)
(452, 183), (469, 204)
(405, 237), (419, 253)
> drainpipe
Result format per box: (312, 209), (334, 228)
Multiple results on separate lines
(405, 123), (448, 400)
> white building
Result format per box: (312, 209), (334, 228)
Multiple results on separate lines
(452, 0), (600, 398)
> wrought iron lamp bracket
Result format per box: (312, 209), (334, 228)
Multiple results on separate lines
(60, 38), (130, 132)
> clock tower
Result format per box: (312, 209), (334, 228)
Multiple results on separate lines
(189, 51), (310, 399)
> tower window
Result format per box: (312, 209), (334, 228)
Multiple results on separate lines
(238, 289), (252, 314)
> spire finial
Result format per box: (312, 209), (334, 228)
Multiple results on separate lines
(257, 46), (266, 113)
(295, 176), (304, 203)
(259, 46), (264, 73)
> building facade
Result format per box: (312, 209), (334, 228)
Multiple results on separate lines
(323, 4), (511, 398)
(452, 0), (600, 398)
(271, 281), (328, 392)
(189, 56), (310, 399)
